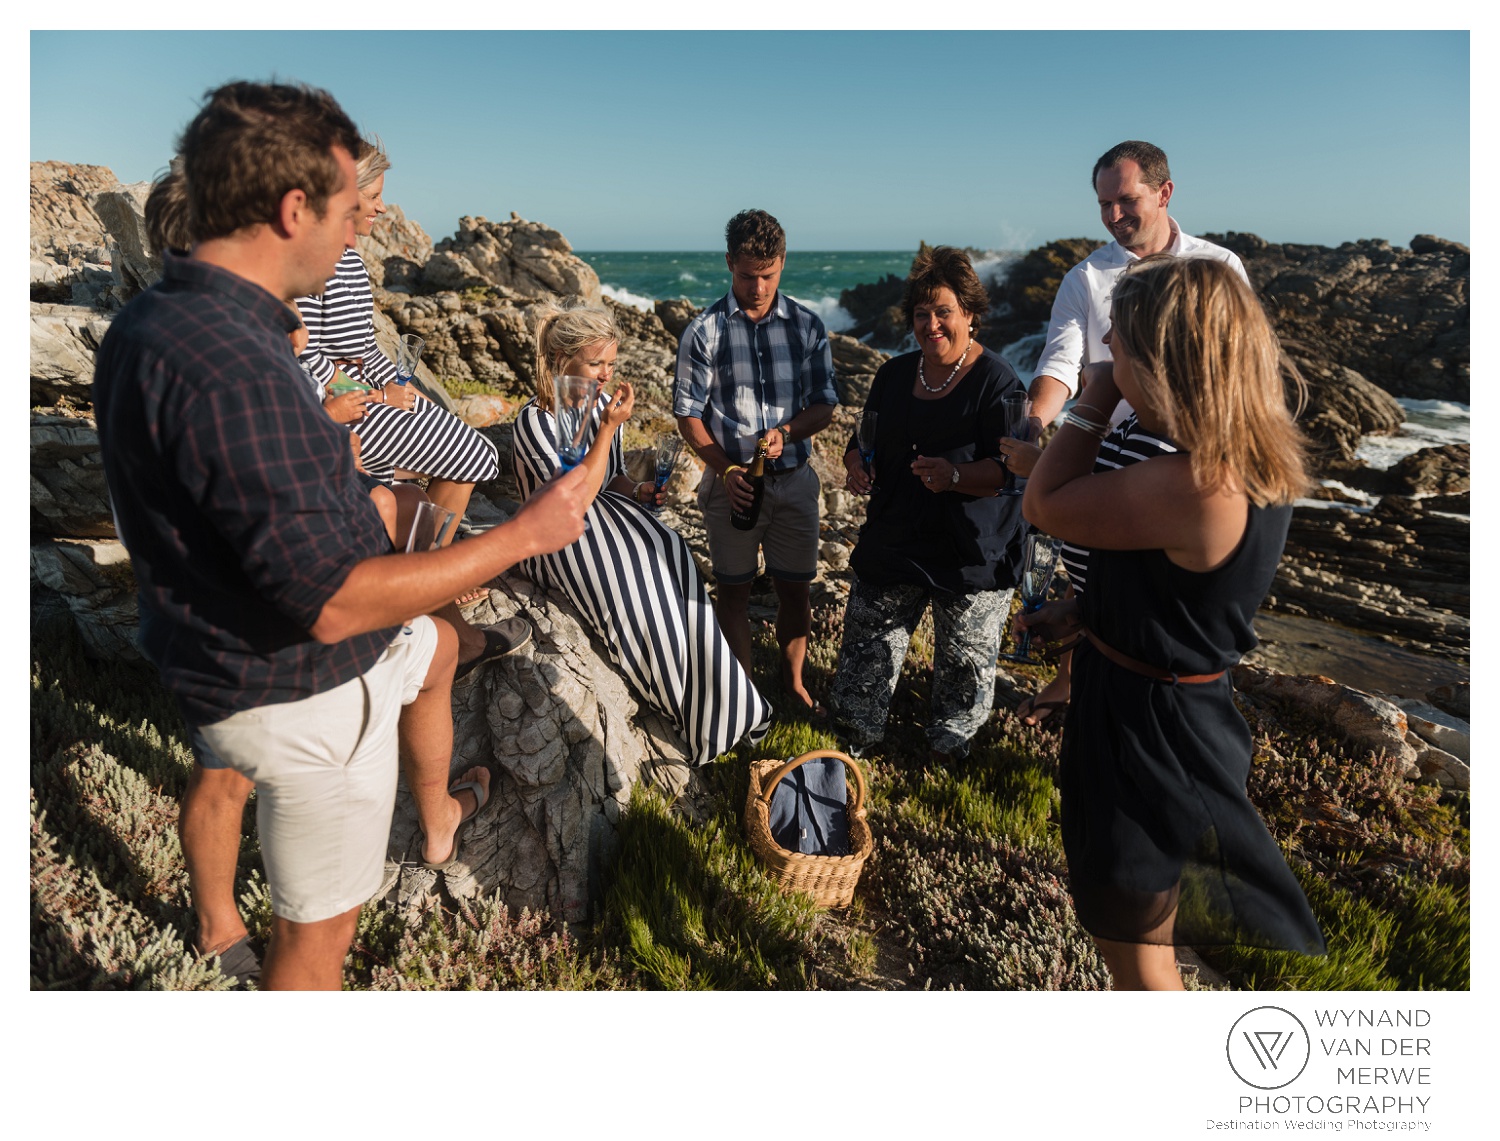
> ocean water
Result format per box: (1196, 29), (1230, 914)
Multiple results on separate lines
(578, 249), (1021, 335)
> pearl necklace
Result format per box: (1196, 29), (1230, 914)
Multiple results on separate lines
(917, 337), (971, 393)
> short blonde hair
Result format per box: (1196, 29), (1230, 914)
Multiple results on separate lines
(1109, 256), (1309, 507)
(531, 298), (619, 412)
(355, 135), (391, 190)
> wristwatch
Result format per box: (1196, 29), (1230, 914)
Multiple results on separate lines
(950, 464), (961, 486)
(777, 425), (792, 444)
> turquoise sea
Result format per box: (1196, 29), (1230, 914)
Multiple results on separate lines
(576, 249), (1018, 334)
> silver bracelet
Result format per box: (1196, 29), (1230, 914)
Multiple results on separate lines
(1062, 410), (1109, 439)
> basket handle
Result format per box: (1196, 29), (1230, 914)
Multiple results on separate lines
(757, 749), (867, 818)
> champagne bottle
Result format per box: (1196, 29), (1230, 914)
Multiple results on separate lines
(730, 437), (770, 531)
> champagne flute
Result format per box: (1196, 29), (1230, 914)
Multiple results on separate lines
(1000, 392), (1031, 497)
(395, 334), (424, 388)
(652, 432), (683, 515)
(554, 374), (601, 473)
(997, 532), (1065, 664)
(856, 409), (878, 482)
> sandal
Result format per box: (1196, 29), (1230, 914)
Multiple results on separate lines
(419, 776), (490, 871)
(454, 618), (533, 681)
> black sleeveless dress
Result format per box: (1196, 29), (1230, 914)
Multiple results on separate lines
(1059, 501), (1326, 954)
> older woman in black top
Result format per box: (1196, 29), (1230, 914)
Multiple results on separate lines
(829, 247), (1027, 762)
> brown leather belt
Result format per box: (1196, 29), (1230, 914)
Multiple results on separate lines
(1084, 629), (1226, 685)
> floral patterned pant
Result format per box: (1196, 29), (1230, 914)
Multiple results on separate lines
(829, 576), (1011, 756)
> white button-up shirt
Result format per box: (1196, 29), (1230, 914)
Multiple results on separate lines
(1032, 218), (1250, 420)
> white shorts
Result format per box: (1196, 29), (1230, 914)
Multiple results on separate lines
(193, 615), (439, 923)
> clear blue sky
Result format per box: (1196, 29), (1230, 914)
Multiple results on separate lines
(31, 30), (1469, 251)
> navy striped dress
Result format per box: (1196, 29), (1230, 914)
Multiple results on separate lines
(296, 249), (499, 486)
(512, 396), (771, 766)
(1059, 413), (1180, 593)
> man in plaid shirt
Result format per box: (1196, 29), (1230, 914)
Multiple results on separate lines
(93, 81), (589, 988)
(674, 209), (838, 718)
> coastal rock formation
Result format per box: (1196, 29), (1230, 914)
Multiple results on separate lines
(30, 160), (119, 272)
(1286, 346), (1406, 467)
(1269, 496), (1468, 659)
(93, 182), (157, 303)
(1207, 232), (1469, 404)
(362, 204), (436, 290)
(31, 411), (112, 537)
(31, 304), (112, 405)
(1385, 444), (1469, 497)
(422, 214), (603, 306)
(30, 539), (141, 662)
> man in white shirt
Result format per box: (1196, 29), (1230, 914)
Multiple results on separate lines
(1029, 140), (1249, 428)
(1011, 140), (1248, 725)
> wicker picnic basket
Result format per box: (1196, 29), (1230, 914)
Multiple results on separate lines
(743, 749), (873, 908)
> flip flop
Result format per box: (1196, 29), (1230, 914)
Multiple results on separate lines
(454, 618), (533, 681)
(1015, 696), (1069, 727)
(204, 934), (262, 989)
(419, 777), (490, 871)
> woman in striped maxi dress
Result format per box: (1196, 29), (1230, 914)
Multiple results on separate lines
(512, 301), (771, 766)
(295, 137), (499, 528)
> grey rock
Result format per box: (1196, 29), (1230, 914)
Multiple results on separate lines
(421, 214), (603, 306)
(31, 303), (113, 404)
(31, 411), (113, 538)
(1231, 665), (1419, 774)
(30, 539), (141, 661)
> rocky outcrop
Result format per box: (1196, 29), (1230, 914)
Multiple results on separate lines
(1206, 232), (1469, 404)
(93, 182), (157, 303)
(31, 303), (113, 405)
(1269, 496), (1468, 658)
(379, 577), (705, 924)
(30, 160), (119, 268)
(32, 411), (112, 537)
(30, 539), (141, 662)
(1286, 346), (1406, 467)
(361, 204), (435, 291)
(422, 214), (603, 306)
(1385, 444), (1469, 497)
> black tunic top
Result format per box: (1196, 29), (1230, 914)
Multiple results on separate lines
(849, 349), (1027, 593)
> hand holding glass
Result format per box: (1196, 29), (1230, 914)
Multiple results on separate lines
(1000, 393), (1032, 496)
(998, 532), (1065, 664)
(652, 433), (683, 515)
(856, 410), (878, 482)
(554, 375), (601, 473)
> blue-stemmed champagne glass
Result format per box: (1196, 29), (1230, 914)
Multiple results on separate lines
(652, 433), (683, 514)
(554, 375), (601, 473)
(395, 334), (424, 389)
(997, 532), (1065, 664)
(1000, 392), (1031, 496)
(856, 409), (878, 483)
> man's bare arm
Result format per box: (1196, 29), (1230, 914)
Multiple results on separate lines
(1027, 374), (1074, 433)
(310, 465), (591, 643)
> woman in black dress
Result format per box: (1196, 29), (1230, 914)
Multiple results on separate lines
(830, 247), (1026, 762)
(1022, 255), (1325, 989)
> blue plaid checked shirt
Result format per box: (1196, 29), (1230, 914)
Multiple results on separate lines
(673, 290), (838, 472)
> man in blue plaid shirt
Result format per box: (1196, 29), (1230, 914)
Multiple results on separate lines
(674, 210), (838, 716)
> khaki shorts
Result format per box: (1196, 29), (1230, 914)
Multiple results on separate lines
(699, 462), (821, 584)
(192, 615), (439, 924)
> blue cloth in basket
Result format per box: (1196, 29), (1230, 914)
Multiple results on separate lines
(767, 756), (851, 856)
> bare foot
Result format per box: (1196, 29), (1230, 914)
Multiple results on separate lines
(421, 766), (491, 866)
(455, 587), (489, 606)
(1016, 673), (1071, 727)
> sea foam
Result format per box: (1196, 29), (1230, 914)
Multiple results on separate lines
(600, 283), (656, 313)
(788, 294), (855, 334)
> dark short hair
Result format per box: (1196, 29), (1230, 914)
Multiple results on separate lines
(725, 209), (786, 263)
(903, 245), (990, 330)
(145, 163), (193, 257)
(177, 81), (361, 242)
(1092, 140), (1171, 191)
